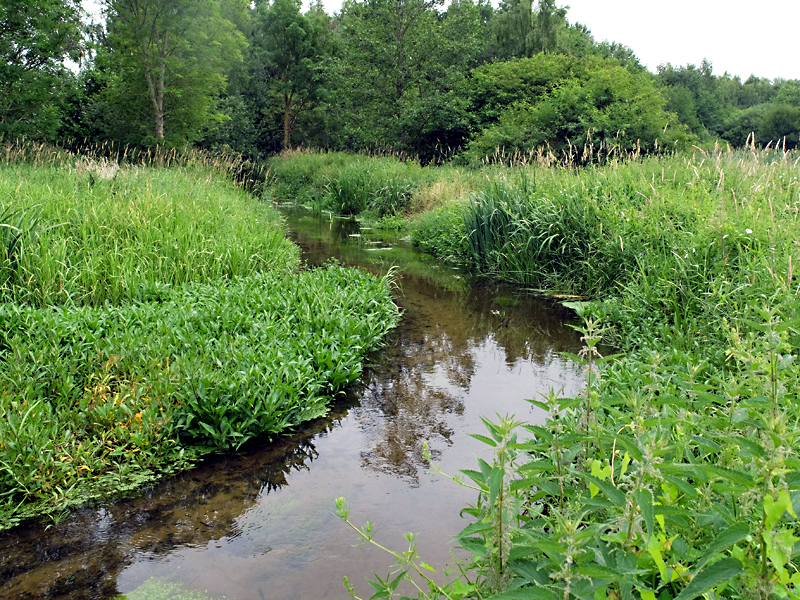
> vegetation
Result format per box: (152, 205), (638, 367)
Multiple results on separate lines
(0, 145), (400, 528)
(329, 146), (800, 599)
(8, 0), (800, 596)
(10, 0), (799, 161)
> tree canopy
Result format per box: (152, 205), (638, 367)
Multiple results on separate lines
(0, 0), (84, 139)
(7, 0), (800, 157)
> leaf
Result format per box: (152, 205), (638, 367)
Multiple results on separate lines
(582, 473), (625, 506)
(673, 557), (743, 600)
(527, 399), (549, 411)
(486, 586), (558, 600)
(636, 489), (654, 543)
(458, 536), (487, 557)
(470, 433), (497, 447)
(488, 465), (505, 509)
(662, 474), (698, 499)
(614, 435), (643, 462)
(692, 522), (749, 573)
(765, 489), (797, 531)
(576, 564), (640, 586)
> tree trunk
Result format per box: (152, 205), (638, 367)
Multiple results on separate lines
(142, 28), (168, 140)
(283, 93), (292, 151)
(143, 64), (165, 139)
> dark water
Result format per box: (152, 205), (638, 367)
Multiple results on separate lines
(0, 212), (584, 600)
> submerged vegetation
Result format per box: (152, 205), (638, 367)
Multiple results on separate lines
(0, 145), (400, 528)
(265, 145), (800, 599)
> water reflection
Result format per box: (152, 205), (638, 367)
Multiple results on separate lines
(0, 211), (584, 600)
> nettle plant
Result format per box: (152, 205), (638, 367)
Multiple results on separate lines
(339, 303), (800, 600)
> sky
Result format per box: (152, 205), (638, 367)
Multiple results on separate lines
(83, 0), (800, 81)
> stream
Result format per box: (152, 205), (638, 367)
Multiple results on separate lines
(0, 211), (584, 600)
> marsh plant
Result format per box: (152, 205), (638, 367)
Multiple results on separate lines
(335, 146), (800, 599)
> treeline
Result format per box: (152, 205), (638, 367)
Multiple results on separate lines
(3, 0), (800, 162)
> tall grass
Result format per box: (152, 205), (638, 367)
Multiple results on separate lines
(0, 161), (299, 305)
(265, 150), (487, 217)
(334, 150), (800, 600)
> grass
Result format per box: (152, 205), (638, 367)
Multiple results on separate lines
(0, 160), (299, 305)
(305, 145), (800, 599)
(265, 150), (486, 218)
(0, 143), (400, 528)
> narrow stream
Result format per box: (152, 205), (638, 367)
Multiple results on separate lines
(0, 211), (584, 600)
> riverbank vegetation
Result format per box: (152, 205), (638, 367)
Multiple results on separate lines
(307, 145), (800, 599)
(0, 146), (399, 528)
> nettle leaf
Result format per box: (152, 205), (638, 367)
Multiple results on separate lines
(636, 489), (654, 543)
(764, 489), (797, 531)
(673, 557), (743, 600)
(458, 536), (487, 557)
(590, 459), (612, 498)
(693, 522), (749, 573)
(461, 468), (487, 488)
(485, 586), (558, 600)
(662, 474), (698, 499)
(488, 466), (504, 508)
(575, 564), (645, 588)
(614, 435), (643, 462)
(582, 473), (625, 507)
(470, 433), (497, 447)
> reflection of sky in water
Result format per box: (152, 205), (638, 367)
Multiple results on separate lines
(0, 212), (584, 600)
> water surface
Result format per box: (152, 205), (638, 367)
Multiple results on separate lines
(0, 212), (583, 599)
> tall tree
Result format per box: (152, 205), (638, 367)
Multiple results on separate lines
(332, 0), (482, 154)
(250, 0), (330, 151)
(102, 0), (247, 142)
(0, 0), (84, 139)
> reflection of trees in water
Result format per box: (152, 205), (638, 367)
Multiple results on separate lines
(351, 271), (582, 484)
(0, 411), (347, 600)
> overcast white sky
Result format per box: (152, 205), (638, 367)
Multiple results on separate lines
(84, 0), (800, 81)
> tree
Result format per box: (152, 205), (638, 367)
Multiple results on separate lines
(463, 55), (683, 161)
(331, 0), (483, 154)
(0, 0), (84, 139)
(491, 0), (567, 59)
(250, 0), (330, 151)
(102, 0), (247, 143)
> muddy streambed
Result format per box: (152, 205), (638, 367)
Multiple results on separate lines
(0, 212), (584, 600)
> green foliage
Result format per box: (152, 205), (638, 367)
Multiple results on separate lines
(0, 264), (398, 523)
(345, 147), (800, 600)
(464, 55), (683, 161)
(250, 0), (331, 151)
(0, 159), (298, 305)
(99, 0), (248, 144)
(0, 0), (84, 140)
(0, 156), (399, 527)
(267, 151), (435, 217)
(330, 0), (485, 156)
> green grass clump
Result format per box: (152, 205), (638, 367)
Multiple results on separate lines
(266, 150), (482, 217)
(0, 161), (299, 305)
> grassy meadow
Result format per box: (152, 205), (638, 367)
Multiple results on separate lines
(0, 146), (400, 528)
(270, 147), (800, 599)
